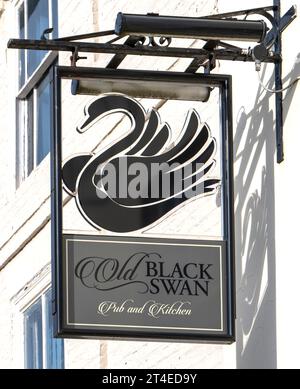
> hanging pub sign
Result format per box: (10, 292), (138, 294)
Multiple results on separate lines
(51, 66), (235, 343)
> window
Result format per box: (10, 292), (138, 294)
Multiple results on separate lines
(24, 289), (64, 369)
(18, 0), (58, 87)
(16, 0), (58, 186)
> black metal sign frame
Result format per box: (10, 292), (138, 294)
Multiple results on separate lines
(51, 66), (235, 343)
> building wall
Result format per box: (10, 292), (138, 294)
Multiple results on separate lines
(0, 0), (299, 369)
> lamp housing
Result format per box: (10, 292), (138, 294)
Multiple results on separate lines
(115, 12), (268, 42)
(71, 67), (211, 102)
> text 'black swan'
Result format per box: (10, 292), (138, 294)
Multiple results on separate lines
(62, 94), (220, 233)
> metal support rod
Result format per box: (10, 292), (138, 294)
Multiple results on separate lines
(106, 36), (143, 69)
(201, 5), (278, 19)
(51, 66), (63, 333)
(7, 38), (279, 63)
(55, 29), (115, 41)
(264, 5), (297, 47)
(274, 0), (284, 163)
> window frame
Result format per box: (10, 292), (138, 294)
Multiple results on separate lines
(18, 0), (57, 88)
(15, 0), (58, 187)
(16, 64), (56, 186)
(23, 286), (64, 369)
(24, 295), (43, 369)
(11, 263), (50, 369)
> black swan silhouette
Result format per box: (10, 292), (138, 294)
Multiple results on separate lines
(62, 94), (220, 233)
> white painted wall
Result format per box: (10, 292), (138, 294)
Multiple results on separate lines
(0, 0), (299, 369)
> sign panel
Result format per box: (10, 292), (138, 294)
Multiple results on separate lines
(52, 67), (235, 342)
(63, 234), (228, 338)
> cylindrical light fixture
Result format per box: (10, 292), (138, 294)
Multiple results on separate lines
(71, 67), (211, 102)
(115, 13), (268, 43)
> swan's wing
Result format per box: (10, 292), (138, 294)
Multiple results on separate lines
(127, 109), (160, 155)
(203, 178), (220, 193)
(142, 124), (171, 156)
(162, 124), (219, 199)
(156, 109), (200, 161)
(167, 122), (210, 167)
(106, 130), (219, 209)
(128, 108), (202, 160)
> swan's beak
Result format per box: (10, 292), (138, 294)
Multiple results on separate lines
(76, 114), (95, 133)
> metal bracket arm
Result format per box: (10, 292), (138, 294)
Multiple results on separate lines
(6, 4), (297, 163)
